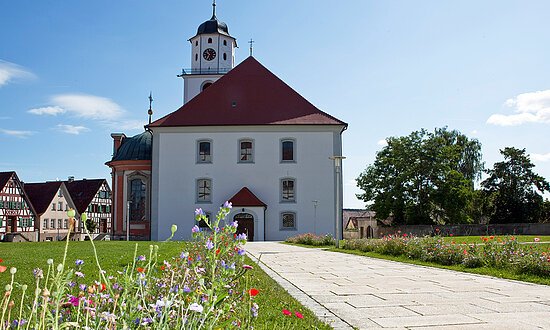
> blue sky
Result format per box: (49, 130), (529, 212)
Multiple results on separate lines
(1, 1), (549, 208)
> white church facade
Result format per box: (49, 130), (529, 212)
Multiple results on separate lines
(108, 4), (347, 241)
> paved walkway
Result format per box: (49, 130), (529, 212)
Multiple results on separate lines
(246, 242), (550, 329)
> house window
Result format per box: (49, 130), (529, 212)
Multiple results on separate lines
(197, 179), (212, 202)
(58, 202), (63, 211)
(58, 189), (63, 197)
(208, 37), (212, 43)
(52, 203), (56, 211)
(197, 140), (212, 163)
(51, 219), (56, 229)
(129, 177), (147, 221)
(239, 139), (254, 163)
(281, 139), (295, 162)
(64, 219), (68, 229)
(58, 219), (62, 229)
(281, 179), (296, 202)
(281, 212), (296, 230)
(43, 219), (48, 229)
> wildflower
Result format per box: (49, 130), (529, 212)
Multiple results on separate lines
(137, 255), (146, 261)
(534, 237), (541, 242)
(206, 240), (214, 250)
(137, 267), (146, 273)
(282, 309), (292, 316)
(10, 267), (17, 275)
(195, 208), (205, 217)
(0, 265), (6, 273)
(248, 288), (259, 296)
(243, 264), (253, 270)
(75, 259), (84, 266)
(236, 233), (247, 240)
(171, 224), (178, 235)
(230, 221), (238, 228)
(223, 201), (233, 209)
(160, 265), (166, 271)
(183, 285), (191, 293)
(295, 311), (304, 319)
(189, 303), (204, 313)
(251, 303), (259, 317)
(79, 284), (87, 291)
(47, 258), (54, 265)
(75, 271), (84, 278)
(0, 258), (2, 262)
(238, 248), (246, 256)
(192, 225), (200, 233)
(68, 295), (79, 307)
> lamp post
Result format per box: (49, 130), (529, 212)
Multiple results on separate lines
(312, 200), (318, 234)
(126, 201), (131, 241)
(329, 156), (346, 248)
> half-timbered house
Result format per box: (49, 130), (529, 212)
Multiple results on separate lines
(0, 171), (37, 241)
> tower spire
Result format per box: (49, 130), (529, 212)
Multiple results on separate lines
(211, 0), (216, 18)
(148, 92), (154, 125)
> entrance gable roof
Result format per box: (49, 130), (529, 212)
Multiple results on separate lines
(148, 57), (347, 128)
(228, 187), (266, 207)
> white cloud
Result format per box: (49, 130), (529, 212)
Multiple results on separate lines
(28, 106), (65, 116)
(532, 153), (550, 162)
(109, 119), (147, 131)
(52, 94), (124, 120)
(0, 60), (36, 87)
(0, 129), (34, 138)
(56, 124), (90, 135)
(487, 89), (550, 126)
(377, 139), (388, 146)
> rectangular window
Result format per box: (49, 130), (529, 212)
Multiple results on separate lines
(239, 140), (254, 162)
(197, 140), (212, 163)
(43, 219), (48, 229)
(64, 219), (68, 229)
(197, 179), (212, 202)
(52, 203), (56, 211)
(58, 202), (63, 211)
(281, 179), (296, 202)
(281, 139), (295, 162)
(51, 219), (56, 229)
(58, 219), (62, 229)
(281, 212), (296, 230)
(58, 189), (63, 197)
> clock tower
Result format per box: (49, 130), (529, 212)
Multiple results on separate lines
(180, 1), (237, 104)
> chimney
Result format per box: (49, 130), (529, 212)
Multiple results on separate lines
(111, 133), (126, 156)
(68, 176), (74, 183)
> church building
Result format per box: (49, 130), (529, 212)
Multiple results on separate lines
(108, 4), (346, 241)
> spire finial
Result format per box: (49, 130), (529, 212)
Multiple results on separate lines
(212, 0), (216, 18)
(248, 38), (255, 56)
(148, 92), (154, 125)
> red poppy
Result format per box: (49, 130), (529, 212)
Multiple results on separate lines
(295, 311), (303, 319)
(160, 265), (166, 271)
(282, 309), (291, 316)
(0, 258), (3, 263)
(449, 234), (453, 237)
(100, 283), (106, 292)
(248, 288), (259, 296)
(0, 265), (6, 273)
(489, 236), (494, 240)
(137, 267), (145, 273)
(216, 248), (220, 255)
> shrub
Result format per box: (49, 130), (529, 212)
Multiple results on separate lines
(285, 233), (335, 246)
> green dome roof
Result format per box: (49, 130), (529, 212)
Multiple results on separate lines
(111, 131), (152, 161)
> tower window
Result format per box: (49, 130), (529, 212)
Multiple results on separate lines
(223, 53), (227, 60)
(201, 82), (213, 91)
(223, 40), (227, 46)
(195, 53), (198, 61)
(195, 40), (198, 46)
(208, 37), (212, 44)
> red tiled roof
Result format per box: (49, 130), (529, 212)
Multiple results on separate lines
(64, 179), (106, 213)
(0, 171), (15, 190)
(148, 57), (347, 127)
(228, 187), (266, 207)
(24, 182), (63, 215)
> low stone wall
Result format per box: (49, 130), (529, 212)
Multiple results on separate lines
(377, 223), (550, 238)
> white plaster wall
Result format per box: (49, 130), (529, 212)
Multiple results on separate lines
(151, 126), (343, 241)
(183, 75), (222, 104)
(190, 34), (234, 71)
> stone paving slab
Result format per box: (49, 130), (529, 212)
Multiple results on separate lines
(246, 242), (550, 329)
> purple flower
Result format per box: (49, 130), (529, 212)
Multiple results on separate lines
(191, 225), (200, 233)
(238, 249), (246, 256)
(79, 284), (87, 291)
(206, 240), (214, 250)
(223, 201), (233, 209)
(137, 255), (146, 261)
(236, 233), (247, 241)
(195, 208), (205, 217)
(75, 259), (84, 266)
(183, 285), (191, 293)
(230, 221), (238, 228)
(75, 271), (84, 278)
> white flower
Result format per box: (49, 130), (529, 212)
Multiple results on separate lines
(189, 303), (204, 313)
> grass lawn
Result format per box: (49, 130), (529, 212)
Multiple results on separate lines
(0, 240), (330, 329)
(329, 247), (550, 286)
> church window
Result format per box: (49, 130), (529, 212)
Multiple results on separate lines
(239, 139), (254, 163)
(223, 53), (227, 60)
(223, 40), (227, 46)
(281, 139), (296, 162)
(201, 82), (213, 91)
(281, 212), (296, 230)
(197, 179), (212, 203)
(281, 178), (296, 202)
(197, 140), (212, 163)
(208, 37), (213, 44)
(129, 177), (147, 221)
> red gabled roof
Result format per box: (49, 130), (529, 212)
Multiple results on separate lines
(0, 171), (15, 190)
(228, 187), (266, 207)
(64, 179), (106, 214)
(24, 181), (63, 215)
(148, 57), (347, 127)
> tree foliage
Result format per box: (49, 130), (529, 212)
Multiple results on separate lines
(356, 127), (483, 225)
(481, 147), (550, 223)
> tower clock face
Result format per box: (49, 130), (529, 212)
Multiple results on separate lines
(203, 48), (216, 61)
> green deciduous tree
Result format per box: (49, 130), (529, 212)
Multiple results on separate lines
(482, 147), (550, 223)
(356, 127), (483, 225)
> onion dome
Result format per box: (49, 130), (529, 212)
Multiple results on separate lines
(195, 2), (231, 37)
(111, 131), (152, 161)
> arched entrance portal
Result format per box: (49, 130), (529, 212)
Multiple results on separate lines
(234, 213), (254, 241)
